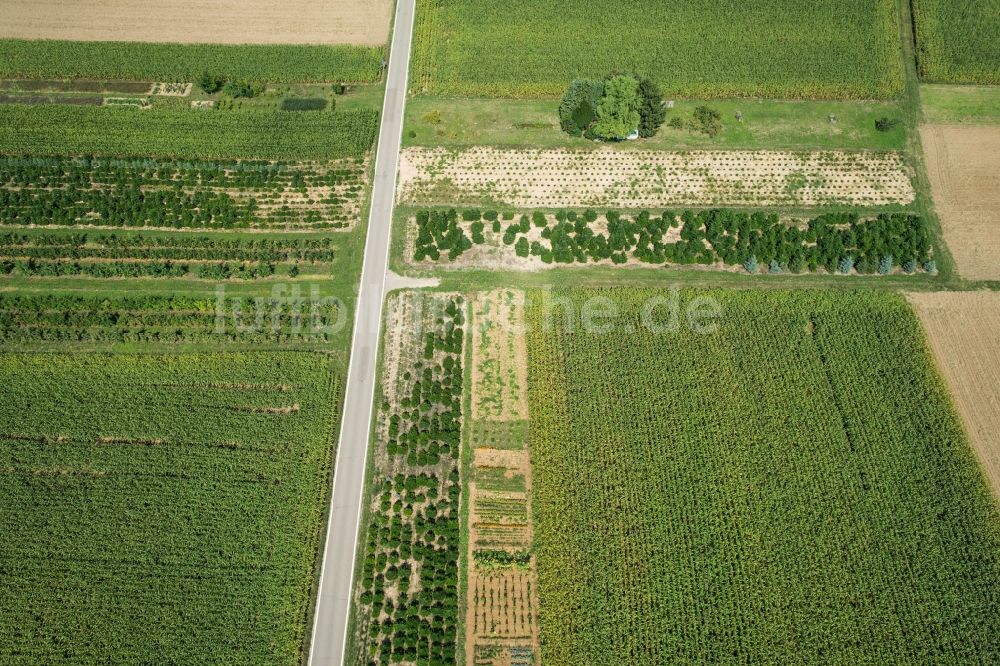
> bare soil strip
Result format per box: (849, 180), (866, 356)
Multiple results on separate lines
(920, 125), (1000, 281)
(908, 292), (1000, 499)
(0, 0), (391, 46)
(398, 147), (915, 209)
(467, 289), (540, 666)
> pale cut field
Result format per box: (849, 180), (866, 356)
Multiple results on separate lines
(398, 147), (915, 209)
(920, 125), (1000, 281)
(908, 291), (1000, 499)
(0, 0), (391, 46)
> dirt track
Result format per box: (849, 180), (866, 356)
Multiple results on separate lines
(908, 291), (1000, 499)
(0, 0), (391, 46)
(920, 125), (1000, 281)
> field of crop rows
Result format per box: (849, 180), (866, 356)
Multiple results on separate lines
(912, 0), (1000, 84)
(466, 290), (539, 666)
(411, 0), (903, 99)
(0, 293), (343, 347)
(398, 148), (915, 209)
(409, 208), (935, 276)
(0, 351), (340, 663)
(527, 288), (1000, 664)
(0, 156), (368, 231)
(352, 292), (466, 665)
(0, 105), (378, 161)
(0, 40), (385, 84)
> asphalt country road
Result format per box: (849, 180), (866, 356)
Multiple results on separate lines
(308, 0), (415, 663)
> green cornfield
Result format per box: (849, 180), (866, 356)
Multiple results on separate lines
(912, 0), (1000, 84)
(527, 288), (1000, 664)
(0, 352), (341, 663)
(0, 105), (378, 160)
(412, 0), (904, 99)
(0, 40), (384, 83)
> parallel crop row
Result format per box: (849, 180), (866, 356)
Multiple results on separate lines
(0, 106), (378, 161)
(0, 293), (342, 345)
(526, 288), (1000, 664)
(912, 0), (1000, 84)
(0, 155), (366, 230)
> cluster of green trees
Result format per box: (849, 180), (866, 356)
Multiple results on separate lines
(358, 296), (466, 666)
(414, 208), (935, 275)
(474, 549), (532, 569)
(559, 74), (665, 140)
(0, 232), (337, 263)
(0, 294), (340, 344)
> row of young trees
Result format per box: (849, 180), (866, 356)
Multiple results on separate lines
(413, 208), (935, 275)
(0, 232), (337, 262)
(1, 258), (287, 280)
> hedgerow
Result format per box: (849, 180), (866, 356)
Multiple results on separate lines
(0, 40), (384, 83)
(412, 208), (934, 274)
(527, 288), (1000, 663)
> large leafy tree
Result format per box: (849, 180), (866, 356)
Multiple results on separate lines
(592, 75), (641, 140)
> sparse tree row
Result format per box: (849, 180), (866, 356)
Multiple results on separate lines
(0, 156), (366, 230)
(0, 352), (340, 663)
(354, 297), (466, 666)
(0, 232), (337, 263)
(0, 258), (282, 280)
(0, 294), (341, 344)
(414, 208), (935, 274)
(525, 288), (1000, 664)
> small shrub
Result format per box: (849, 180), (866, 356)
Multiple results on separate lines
(224, 81), (260, 98)
(744, 256), (759, 273)
(198, 72), (224, 94)
(331, 83), (346, 95)
(839, 255), (855, 274)
(691, 106), (723, 137)
(422, 109), (442, 124)
(878, 255), (894, 275)
(924, 259), (937, 273)
(875, 117), (900, 132)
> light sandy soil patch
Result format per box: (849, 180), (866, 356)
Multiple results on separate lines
(920, 125), (1000, 281)
(907, 292), (1000, 499)
(0, 0), (391, 46)
(398, 147), (915, 209)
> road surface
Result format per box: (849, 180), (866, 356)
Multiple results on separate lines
(308, 0), (415, 663)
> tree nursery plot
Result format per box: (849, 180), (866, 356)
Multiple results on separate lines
(412, 0), (903, 99)
(912, 0), (1000, 85)
(397, 148), (916, 209)
(0, 351), (341, 664)
(0, 156), (369, 231)
(527, 288), (1000, 664)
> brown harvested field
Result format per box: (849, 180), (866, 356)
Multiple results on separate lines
(907, 291), (1000, 499)
(0, 0), (391, 46)
(920, 125), (1000, 281)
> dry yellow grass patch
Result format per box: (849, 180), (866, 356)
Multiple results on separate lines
(0, 0), (391, 46)
(908, 291), (1000, 499)
(920, 125), (1000, 281)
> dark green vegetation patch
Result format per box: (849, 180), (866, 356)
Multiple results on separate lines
(413, 0), (903, 99)
(0, 352), (341, 663)
(0, 40), (384, 83)
(527, 289), (1000, 664)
